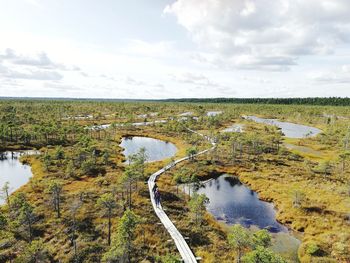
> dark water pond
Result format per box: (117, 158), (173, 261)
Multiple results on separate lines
(188, 174), (301, 261)
(197, 174), (287, 231)
(244, 116), (322, 138)
(0, 151), (36, 205)
(120, 136), (177, 162)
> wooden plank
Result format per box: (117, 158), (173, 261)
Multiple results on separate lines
(148, 129), (216, 263)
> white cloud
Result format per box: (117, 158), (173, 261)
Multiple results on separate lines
(342, 65), (350, 73)
(125, 76), (146, 86)
(0, 2), (349, 98)
(171, 72), (236, 95)
(24, 0), (42, 8)
(165, 0), (350, 71)
(309, 65), (350, 83)
(122, 39), (176, 59)
(4, 68), (63, 80)
(172, 72), (222, 87)
(43, 82), (82, 92)
(0, 48), (79, 71)
(0, 48), (86, 83)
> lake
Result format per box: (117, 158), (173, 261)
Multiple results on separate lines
(0, 151), (36, 205)
(197, 174), (287, 231)
(244, 115), (322, 138)
(120, 136), (178, 162)
(190, 174), (301, 261)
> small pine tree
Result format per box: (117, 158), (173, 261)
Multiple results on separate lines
(48, 181), (63, 218)
(228, 224), (253, 263)
(97, 193), (117, 246)
(1, 181), (11, 207)
(188, 193), (209, 227)
(242, 246), (287, 263)
(103, 209), (139, 263)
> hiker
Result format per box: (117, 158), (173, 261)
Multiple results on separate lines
(154, 189), (161, 207)
(152, 183), (158, 194)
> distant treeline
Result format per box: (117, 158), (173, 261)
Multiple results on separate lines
(164, 97), (350, 106)
(1, 97), (349, 106)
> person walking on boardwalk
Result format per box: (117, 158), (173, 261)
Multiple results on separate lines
(154, 189), (161, 207)
(152, 183), (158, 194)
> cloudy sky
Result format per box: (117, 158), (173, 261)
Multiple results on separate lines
(0, 0), (349, 99)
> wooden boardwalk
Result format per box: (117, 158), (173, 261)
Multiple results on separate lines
(148, 129), (216, 263)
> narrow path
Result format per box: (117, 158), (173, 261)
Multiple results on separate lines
(148, 128), (216, 263)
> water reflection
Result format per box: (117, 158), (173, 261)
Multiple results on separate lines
(190, 174), (301, 261)
(221, 124), (244, 133)
(207, 111), (222, 117)
(120, 136), (177, 162)
(0, 151), (37, 205)
(196, 174), (287, 232)
(244, 115), (322, 138)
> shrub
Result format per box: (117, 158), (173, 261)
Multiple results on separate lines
(306, 242), (321, 256)
(81, 159), (98, 175)
(242, 246), (287, 263)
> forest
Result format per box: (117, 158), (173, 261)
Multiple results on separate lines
(0, 99), (349, 263)
(165, 97), (350, 106)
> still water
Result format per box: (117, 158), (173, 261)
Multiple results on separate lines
(207, 111), (222, 117)
(120, 136), (177, 162)
(192, 174), (301, 261)
(244, 116), (322, 138)
(0, 151), (36, 205)
(90, 120), (167, 130)
(197, 174), (286, 231)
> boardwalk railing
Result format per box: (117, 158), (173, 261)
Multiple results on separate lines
(148, 129), (216, 263)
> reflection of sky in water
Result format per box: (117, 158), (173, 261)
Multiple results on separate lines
(207, 111), (222, 117)
(197, 175), (288, 232)
(244, 116), (322, 138)
(90, 120), (167, 130)
(120, 136), (177, 162)
(0, 151), (34, 204)
(222, 124), (244, 133)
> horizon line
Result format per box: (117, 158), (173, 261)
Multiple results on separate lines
(0, 96), (349, 101)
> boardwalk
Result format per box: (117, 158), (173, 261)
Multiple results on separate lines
(148, 129), (216, 263)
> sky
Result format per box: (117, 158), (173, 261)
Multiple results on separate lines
(0, 0), (349, 99)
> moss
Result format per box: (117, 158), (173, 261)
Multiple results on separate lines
(1, 102), (350, 262)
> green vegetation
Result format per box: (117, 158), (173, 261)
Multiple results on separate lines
(188, 193), (209, 227)
(165, 97), (350, 106)
(103, 209), (139, 262)
(227, 225), (285, 263)
(243, 246), (286, 263)
(97, 193), (118, 246)
(0, 99), (349, 262)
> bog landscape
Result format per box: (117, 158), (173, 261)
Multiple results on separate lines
(1, 0), (350, 262)
(0, 98), (349, 262)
